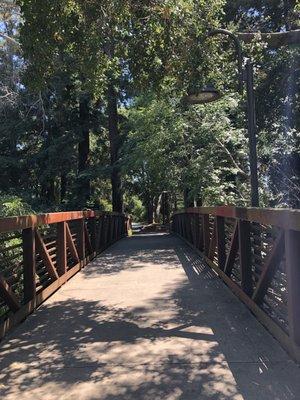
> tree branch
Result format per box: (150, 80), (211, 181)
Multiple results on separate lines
(0, 32), (20, 47)
(215, 137), (248, 178)
(237, 29), (300, 48)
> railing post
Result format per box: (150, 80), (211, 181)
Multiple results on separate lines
(285, 229), (300, 346)
(108, 215), (111, 243)
(238, 219), (253, 296)
(113, 216), (116, 241)
(190, 214), (197, 247)
(112, 217), (116, 241)
(104, 215), (109, 247)
(181, 215), (183, 236)
(77, 218), (85, 264)
(216, 216), (226, 270)
(203, 214), (210, 256)
(183, 214), (186, 238)
(96, 216), (103, 251)
(185, 214), (189, 240)
(90, 217), (97, 252)
(198, 214), (204, 251)
(57, 222), (67, 276)
(116, 217), (120, 240)
(22, 227), (36, 303)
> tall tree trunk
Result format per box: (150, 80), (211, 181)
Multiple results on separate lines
(41, 178), (55, 205)
(107, 83), (123, 212)
(47, 178), (56, 204)
(145, 193), (154, 224)
(61, 173), (67, 203)
(78, 94), (90, 203)
(184, 188), (194, 208)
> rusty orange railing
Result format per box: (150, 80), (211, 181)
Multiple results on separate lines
(171, 206), (300, 362)
(0, 210), (128, 339)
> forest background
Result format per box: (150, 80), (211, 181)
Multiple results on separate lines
(0, 0), (299, 222)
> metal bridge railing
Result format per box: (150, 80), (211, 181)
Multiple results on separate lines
(171, 205), (300, 362)
(0, 210), (128, 339)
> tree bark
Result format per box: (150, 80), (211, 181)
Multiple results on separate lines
(107, 83), (123, 213)
(78, 94), (90, 203)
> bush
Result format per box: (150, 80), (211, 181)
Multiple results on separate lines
(0, 195), (34, 217)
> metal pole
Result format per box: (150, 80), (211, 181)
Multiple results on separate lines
(245, 59), (259, 207)
(207, 29), (244, 94)
(204, 30), (260, 206)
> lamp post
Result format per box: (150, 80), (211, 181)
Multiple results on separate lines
(184, 29), (259, 207)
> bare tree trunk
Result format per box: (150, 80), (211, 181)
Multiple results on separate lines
(61, 173), (67, 203)
(146, 201), (154, 224)
(78, 94), (90, 203)
(107, 83), (123, 213)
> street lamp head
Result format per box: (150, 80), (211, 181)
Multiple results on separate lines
(183, 85), (221, 105)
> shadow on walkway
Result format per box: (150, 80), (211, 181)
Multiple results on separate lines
(0, 234), (299, 400)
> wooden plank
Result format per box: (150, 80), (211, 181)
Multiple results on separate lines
(22, 227), (36, 302)
(0, 274), (21, 312)
(216, 216), (226, 270)
(285, 229), (300, 346)
(35, 230), (59, 281)
(66, 223), (80, 263)
(252, 230), (285, 304)
(203, 214), (210, 256)
(57, 222), (67, 276)
(208, 220), (217, 260)
(238, 220), (253, 296)
(224, 221), (239, 276)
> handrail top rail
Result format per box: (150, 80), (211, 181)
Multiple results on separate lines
(173, 205), (300, 230)
(0, 210), (127, 233)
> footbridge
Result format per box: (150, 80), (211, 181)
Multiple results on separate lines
(0, 207), (299, 399)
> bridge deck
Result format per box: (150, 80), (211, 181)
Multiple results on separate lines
(0, 233), (299, 400)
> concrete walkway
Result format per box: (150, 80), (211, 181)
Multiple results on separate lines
(0, 233), (299, 400)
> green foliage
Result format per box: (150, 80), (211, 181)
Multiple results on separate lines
(0, 0), (299, 216)
(124, 195), (146, 222)
(123, 89), (251, 209)
(0, 195), (34, 217)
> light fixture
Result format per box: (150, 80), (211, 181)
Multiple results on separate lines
(183, 85), (221, 105)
